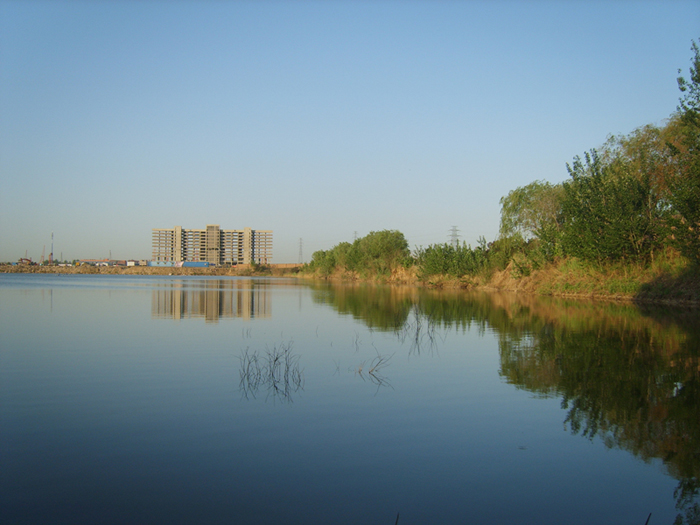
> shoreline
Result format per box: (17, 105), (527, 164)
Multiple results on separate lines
(0, 264), (301, 277)
(3, 263), (699, 307)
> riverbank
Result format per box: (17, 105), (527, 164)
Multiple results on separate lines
(482, 258), (700, 306)
(4, 257), (699, 306)
(297, 255), (700, 306)
(0, 264), (301, 277)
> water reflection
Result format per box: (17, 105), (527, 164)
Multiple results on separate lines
(3, 275), (698, 523)
(492, 297), (700, 525)
(152, 279), (271, 322)
(306, 281), (700, 523)
(307, 282), (415, 331)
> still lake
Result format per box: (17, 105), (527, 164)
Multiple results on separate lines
(1, 274), (698, 525)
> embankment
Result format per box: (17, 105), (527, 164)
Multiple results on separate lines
(298, 257), (700, 306)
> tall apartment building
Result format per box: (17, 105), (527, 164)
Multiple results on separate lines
(152, 225), (272, 266)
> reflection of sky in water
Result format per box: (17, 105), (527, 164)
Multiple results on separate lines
(0, 275), (689, 524)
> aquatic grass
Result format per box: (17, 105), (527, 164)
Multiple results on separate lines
(353, 349), (395, 393)
(237, 342), (304, 403)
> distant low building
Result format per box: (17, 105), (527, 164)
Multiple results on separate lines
(152, 225), (272, 266)
(79, 259), (109, 266)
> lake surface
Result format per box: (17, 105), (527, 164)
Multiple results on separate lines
(1, 274), (699, 525)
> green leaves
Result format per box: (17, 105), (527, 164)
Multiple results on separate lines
(307, 230), (410, 277)
(670, 39), (700, 265)
(561, 150), (661, 262)
(499, 180), (564, 242)
(415, 241), (488, 278)
(677, 40), (700, 121)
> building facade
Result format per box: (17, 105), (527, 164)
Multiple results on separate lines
(152, 225), (272, 266)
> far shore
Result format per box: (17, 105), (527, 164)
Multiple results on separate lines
(0, 263), (302, 277)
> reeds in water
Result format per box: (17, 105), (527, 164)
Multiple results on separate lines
(237, 342), (304, 403)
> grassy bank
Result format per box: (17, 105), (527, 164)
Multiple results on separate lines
(483, 254), (699, 305)
(299, 251), (700, 306)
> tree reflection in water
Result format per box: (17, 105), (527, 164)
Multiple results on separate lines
(307, 281), (700, 524)
(492, 298), (700, 525)
(394, 306), (443, 356)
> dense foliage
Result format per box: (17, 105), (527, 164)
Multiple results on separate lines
(669, 40), (700, 265)
(559, 150), (663, 261)
(414, 240), (488, 279)
(306, 230), (411, 277)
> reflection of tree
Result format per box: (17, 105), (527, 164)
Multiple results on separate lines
(495, 300), (700, 525)
(394, 306), (442, 355)
(308, 281), (700, 522)
(237, 342), (304, 403)
(307, 282), (413, 331)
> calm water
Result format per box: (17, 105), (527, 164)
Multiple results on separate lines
(1, 274), (698, 525)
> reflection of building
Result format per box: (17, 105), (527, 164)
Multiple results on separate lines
(152, 280), (271, 322)
(152, 225), (272, 266)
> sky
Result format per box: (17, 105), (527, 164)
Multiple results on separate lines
(1, 0), (699, 263)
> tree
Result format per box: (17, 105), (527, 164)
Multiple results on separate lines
(499, 180), (564, 242)
(560, 150), (660, 261)
(352, 230), (410, 275)
(499, 180), (565, 263)
(306, 230), (411, 277)
(309, 249), (336, 276)
(415, 239), (488, 278)
(677, 40), (700, 121)
(668, 39), (700, 264)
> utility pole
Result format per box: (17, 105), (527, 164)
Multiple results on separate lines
(298, 238), (303, 264)
(49, 232), (54, 264)
(449, 226), (461, 248)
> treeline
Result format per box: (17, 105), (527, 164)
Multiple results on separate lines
(306, 41), (700, 281)
(305, 229), (523, 280)
(495, 40), (700, 271)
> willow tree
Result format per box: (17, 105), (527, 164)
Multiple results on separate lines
(499, 180), (564, 260)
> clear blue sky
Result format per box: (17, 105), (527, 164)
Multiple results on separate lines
(1, 0), (698, 263)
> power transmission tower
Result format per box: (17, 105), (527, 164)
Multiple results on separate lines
(449, 226), (461, 248)
(298, 238), (303, 264)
